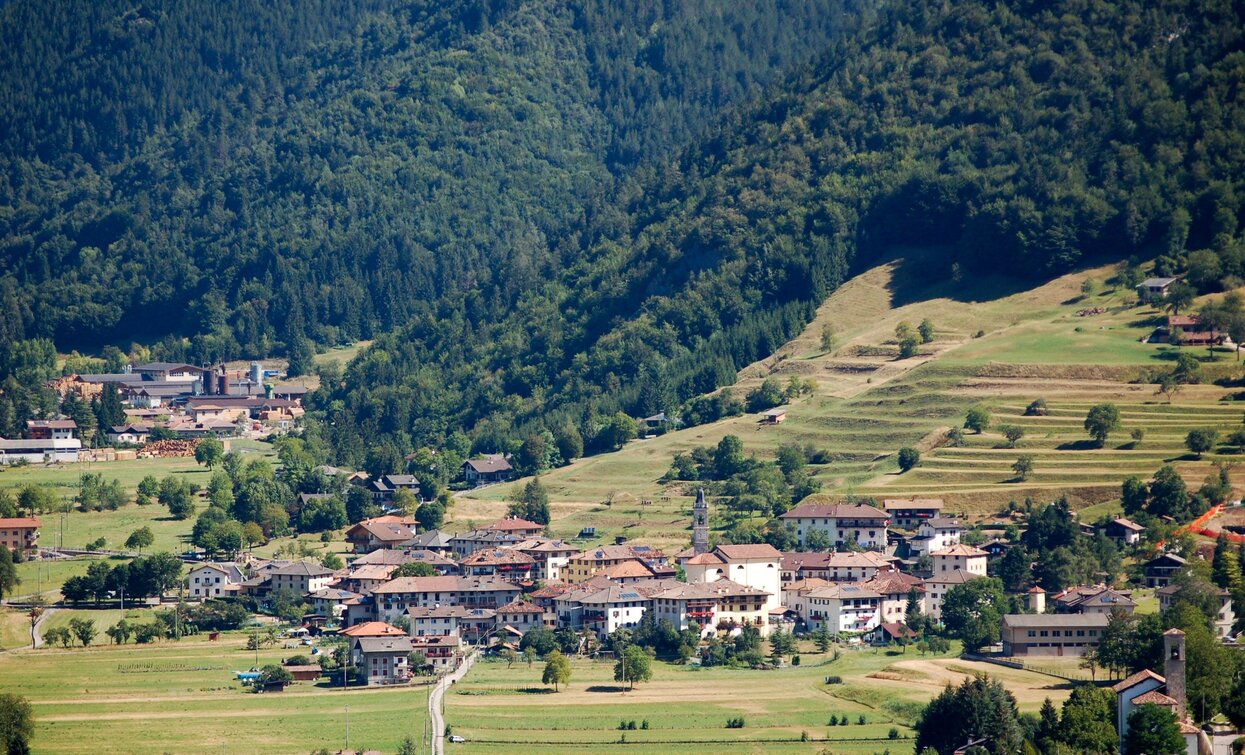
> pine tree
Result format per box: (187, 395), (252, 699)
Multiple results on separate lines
(1212, 533), (1243, 592)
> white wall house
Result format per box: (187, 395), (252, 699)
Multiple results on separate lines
(684, 544), (783, 613)
(187, 563), (244, 599)
(930, 544), (988, 576)
(796, 583), (882, 636)
(778, 503), (890, 550)
(913, 517), (964, 556)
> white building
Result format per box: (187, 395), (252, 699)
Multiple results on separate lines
(930, 544), (988, 576)
(912, 517), (964, 556)
(268, 561), (336, 595)
(187, 563), (244, 599)
(650, 579), (770, 637)
(683, 544), (783, 613)
(796, 583), (883, 636)
(0, 438), (81, 465)
(780, 551), (897, 584)
(778, 502), (890, 549)
(925, 568), (983, 622)
(1158, 584), (1236, 638)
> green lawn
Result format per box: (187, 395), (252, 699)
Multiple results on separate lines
(0, 629), (430, 754)
(447, 641), (1069, 754)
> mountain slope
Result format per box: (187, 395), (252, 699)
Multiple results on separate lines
(0, 0), (871, 354)
(319, 0), (1245, 466)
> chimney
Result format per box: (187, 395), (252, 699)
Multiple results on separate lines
(218, 364), (229, 396)
(1163, 628), (1186, 720)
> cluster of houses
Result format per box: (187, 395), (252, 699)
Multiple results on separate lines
(1, 362), (309, 464)
(172, 493), (1236, 686)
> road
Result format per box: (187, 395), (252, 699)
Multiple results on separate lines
(429, 651), (476, 755)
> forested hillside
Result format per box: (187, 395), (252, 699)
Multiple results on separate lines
(0, 0), (868, 355)
(317, 0), (1245, 468)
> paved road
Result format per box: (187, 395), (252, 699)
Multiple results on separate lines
(429, 651), (476, 755)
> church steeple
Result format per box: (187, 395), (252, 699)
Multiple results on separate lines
(692, 488), (709, 555)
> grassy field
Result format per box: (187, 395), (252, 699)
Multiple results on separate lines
(453, 259), (1245, 547)
(446, 641), (1074, 754)
(0, 628), (430, 754)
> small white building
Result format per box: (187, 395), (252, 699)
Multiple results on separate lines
(930, 544), (988, 576)
(912, 517), (964, 556)
(187, 563), (244, 599)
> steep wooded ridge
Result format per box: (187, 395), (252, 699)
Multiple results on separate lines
(0, 0), (869, 353)
(317, 0), (1245, 467)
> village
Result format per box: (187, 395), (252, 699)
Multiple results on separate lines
(2, 273), (1245, 754)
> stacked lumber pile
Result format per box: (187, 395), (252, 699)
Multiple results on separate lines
(139, 439), (199, 458)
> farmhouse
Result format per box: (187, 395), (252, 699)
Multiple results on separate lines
(409, 633), (460, 671)
(779, 502), (890, 549)
(760, 408), (787, 424)
(860, 572), (925, 625)
(106, 424), (151, 445)
(268, 561), (336, 595)
(1143, 553), (1187, 588)
(339, 564), (398, 595)
(1052, 585), (1136, 615)
(345, 519), (416, 554)
(796, 583), (883, 636)
(362, 474), (423, 504)
(371, 575), (522, 622)
(510, 538), (579, 581)
(351, 636), (414, 685)
(482, 517), (544, 538)
(924, 569), (983, 621)
(1166, 315), (1219, 346)
(0, 517), (40, 553)
(1158, 583), (1235, 638)
(26, 419), (77, 440)
(563, 544), (669, 583)
(930, 544), (988, 576)
(780, 551), (896, 584)
(1000, 613), (1109, 657)
(1137, 276), (1178, 300)
(495, 599), (552, 633)
(911, 517), (965, 556)
(883, 498), (944, 529)
(460, 548), (536, 580)
(1103, 517), (1144, 545)
(461, 454), (514, 486)
(650, 579), (770, 636)
(187, 562), (244, 599)
(450, 529), (522, 559)
(307, 588), (363, 619)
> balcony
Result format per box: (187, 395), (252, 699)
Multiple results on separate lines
(686, 609), (714, 619)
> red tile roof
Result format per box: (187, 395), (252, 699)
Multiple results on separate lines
(0, 517), (41, 529)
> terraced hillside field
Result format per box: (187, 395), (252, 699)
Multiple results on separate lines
(454, 257), (1245, 548)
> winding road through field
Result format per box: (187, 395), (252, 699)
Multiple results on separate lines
(429, 651), (476, 755)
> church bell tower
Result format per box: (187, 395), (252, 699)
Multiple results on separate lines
(692, 488), (709, 555)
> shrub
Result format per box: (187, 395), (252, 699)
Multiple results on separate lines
(889, 728), (901, 740)
(897, 447), (920, 472)
(825, 675), (842, 684)
(726, 717), (746, 729)
(859, 715), (867, 725)
(791, 655), (801, 666)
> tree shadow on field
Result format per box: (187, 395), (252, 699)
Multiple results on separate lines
(883, 247), (1048, 308)
(586, 685), (628, 693)
(514, 687), (556, 694)
(1056, 440), (1100, 451)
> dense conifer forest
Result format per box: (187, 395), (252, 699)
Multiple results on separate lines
(2, 0), (1244, 467)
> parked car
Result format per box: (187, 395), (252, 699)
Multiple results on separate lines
(448, 735), (465, 743)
